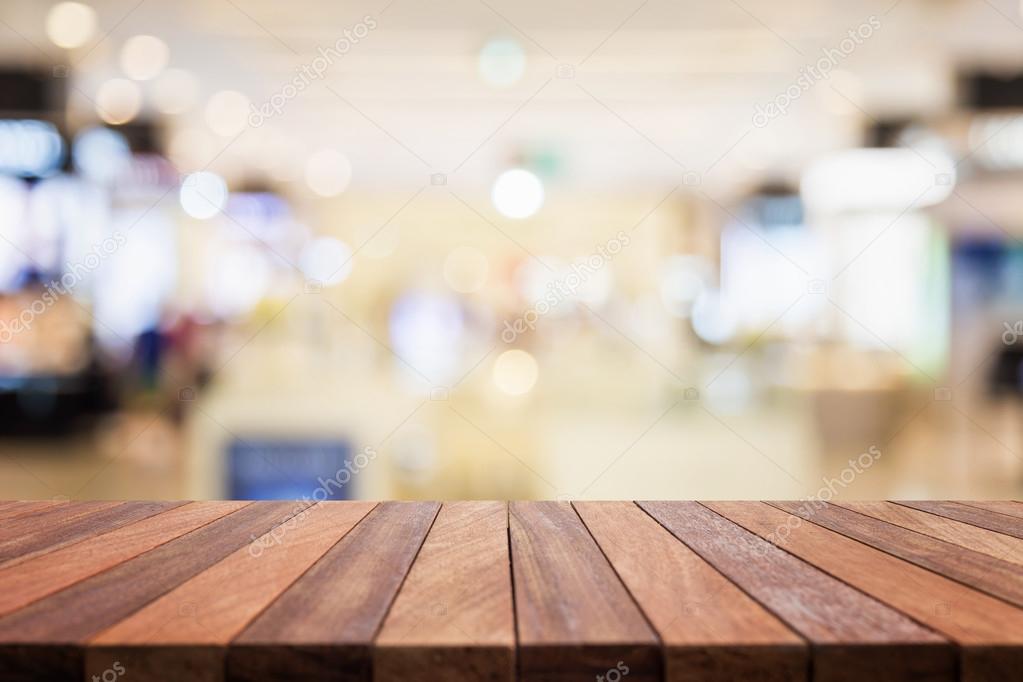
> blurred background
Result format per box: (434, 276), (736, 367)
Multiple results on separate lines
(0, 0), (1022, 502)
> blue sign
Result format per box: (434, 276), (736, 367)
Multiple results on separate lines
(227, 438), (357, 500)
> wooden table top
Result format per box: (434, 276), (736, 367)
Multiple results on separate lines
(0, 500), (1020, 682)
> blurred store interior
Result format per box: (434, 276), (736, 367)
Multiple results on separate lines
(1, 0), (1023, 501)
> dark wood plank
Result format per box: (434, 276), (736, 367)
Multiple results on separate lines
(640, 501), (953, 682)
(708, 501), (1023, 682)
(956, 501), (1023, 520)
(375, 501), (515, 682)
(87, 501), (376, 682)
(0, 501), (185, 568)
(835, 501), (1023, 565)
(509, 501), (661, 682)
(228, 501), (440, 682)
(0, 501), (306, 682)
(0, 501), (248, 617)
(773, 501), (1023, 608)
(575, 501), (806, 682)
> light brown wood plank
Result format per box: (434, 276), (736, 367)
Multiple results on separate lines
(86, 501), (375, 682)
(896, 501), (1023, 539)
(709, 501), (1023, 681)
(510, 501), (661, 682)
(774, 501), (1023, 608)
(575, 501), (806, 682)
(375, 501), (515, 682)
(0, 501), (307, 681)
(228, 501), (440, 682)
(640, 501), (953, 682)
(835, 501), (1023, 565)
(0, 501), (248, 618)
(954, 501), (1023, 521)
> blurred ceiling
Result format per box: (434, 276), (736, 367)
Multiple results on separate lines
(2, 0), (1023, 191)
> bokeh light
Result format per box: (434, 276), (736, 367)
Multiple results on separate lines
(119, 35), (169, 81)
(491, 168), (544, 219)
(493, 349), (539, 395)
(179, 171), (228, 220)
(95, 79), (141, 125)
(45, 2), (97, 49)
(443, 246), (490, 293)
(478, 38), (526, 87)
(304, 149), (352, 197)
(204, 90), (250, 137)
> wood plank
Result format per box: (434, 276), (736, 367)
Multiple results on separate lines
(86, 501), (376, 682)
(773, 501), (1023, 608)
(708, 501), (1023, 682)
(0, 501), (306, 682)
(228, 501), (440, 682)
(0, 501), (64, 522)
(640, 501), (953, 682)
(509, 501), (661, 682)
(0, 501), (249, 617)
(953, 501), (1023, 521)
(0, 501), (185, 568)
(575, 501), (806, 682)
(375, 501), (515, 682)
(896, 501), (1023, 539)
(0, 501), (123, 545)
(835, 501), (1023, 565)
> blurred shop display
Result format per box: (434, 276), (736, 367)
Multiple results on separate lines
(3, 1), (1023, 501)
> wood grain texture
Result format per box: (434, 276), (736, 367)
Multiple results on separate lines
(0, 501), (185, 568)
(0, 501), (64, 522)
(956, 500), (1023, 520)
(228, 501), (440, 682)
(708, 501), (1023, 682)
(897, 501), (1023, 539)
(773, 501), (1023, 608)
(640, 501), (954, 682)
(0, 501), (305, 682)
(0, 501), (124, 554)
(87, 501), (376, 682)
(575, 501), (806, 682)
(375, 501), (515, 682)
(0, 501), (248, 617)
(0, 500), (1018, 681)
(510, 501), (660, 682)
(835, 501), (1023, 565)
